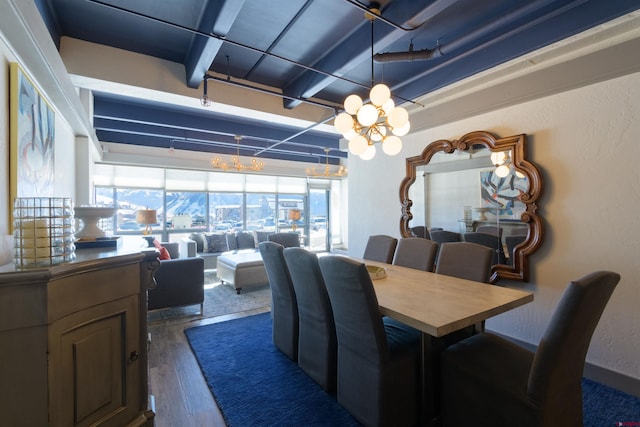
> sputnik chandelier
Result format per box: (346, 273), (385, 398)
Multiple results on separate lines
(211, 135), (264, 172)
(333, 6), (410, 160)
(306, 148), (348, 177)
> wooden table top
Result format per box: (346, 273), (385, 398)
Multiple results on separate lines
(358, 258), (534, 337)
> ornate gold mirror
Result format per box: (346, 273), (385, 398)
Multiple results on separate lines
(399, 130), (543, 282)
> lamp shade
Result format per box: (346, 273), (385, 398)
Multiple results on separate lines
(136, 209), (157, 225)
(288, 209), (301, 221)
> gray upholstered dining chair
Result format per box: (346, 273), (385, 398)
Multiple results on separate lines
(283, 247), (337, 392)
(267, 232), (301, 248)
(410, 225), (429, 239)
(259, 241), (298, 361)
(435, 241), (495, 336)
(429, 230), (461, 245)
(435, 241), (494, 283)
(440, 271), (620, 427)
(463, 232), (507, 265)
(318, 255), (421, 427)
(362, 234), (398, 264)
(392, 237), (438, 272)
(475, 225), (503, 237)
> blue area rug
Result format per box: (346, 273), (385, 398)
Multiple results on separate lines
(185, 313), (640, 426)
(184, 312), (359, 426)
(583, 378), (640, 426)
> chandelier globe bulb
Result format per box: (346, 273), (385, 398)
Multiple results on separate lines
(392, 121), (410, 136)
(348, 135), (368, 155)
(490, 151), (507, 166)
(344, 94), (363, 115)
(495, 164), (510, 178)
(382, 135), (402, 156)
(357, 104), (378, 127)
(370, 83), (390, 107)
(387, 106), (409, 128)
(369, 125), (386, 142)
(342, 128), (358, 140)
(359, 144), (376, 160)
(382, 98), (395, 115)
(334, 112), (354, 134)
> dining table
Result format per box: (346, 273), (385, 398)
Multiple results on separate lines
(355, 257), (534, 425)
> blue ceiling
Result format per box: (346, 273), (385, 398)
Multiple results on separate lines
(36, 0), (640, 164)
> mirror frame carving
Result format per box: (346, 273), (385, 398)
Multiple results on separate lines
(399, 130), (543, 283)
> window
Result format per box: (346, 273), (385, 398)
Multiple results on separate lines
(93, 166), (345, 251)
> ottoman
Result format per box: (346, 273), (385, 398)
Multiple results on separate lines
(217, 250), (269, 294)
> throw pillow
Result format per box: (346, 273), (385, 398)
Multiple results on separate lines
(226, 232), (238, 251)
(254, 230), (271, 245)
(189, 232), (205, 253)
(205, 233), (229, 253)
(236, 231), (256, 249)
(152, 239), (171, 260)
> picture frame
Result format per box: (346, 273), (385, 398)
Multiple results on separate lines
(9, 62), (55, 220)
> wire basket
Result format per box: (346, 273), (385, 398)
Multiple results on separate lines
(13, 197), (76, 267)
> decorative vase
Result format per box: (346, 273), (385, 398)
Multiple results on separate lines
(74, 206), (117, 239)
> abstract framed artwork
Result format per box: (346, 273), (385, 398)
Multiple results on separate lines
(480, 170), (528, 217)
(10, 62), (55, 202)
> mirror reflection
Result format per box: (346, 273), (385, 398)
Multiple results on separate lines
(400, 131), (543, 282)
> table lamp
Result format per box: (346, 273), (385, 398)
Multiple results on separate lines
(136, 208), (157, 246)
(289, 209), (301, 232)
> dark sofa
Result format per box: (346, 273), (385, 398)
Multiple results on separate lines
(148, 242), (205, 313)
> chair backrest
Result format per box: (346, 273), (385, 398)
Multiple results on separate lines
(283, 247), (335, 343)
(318, 256), (390, 363)
(435, 242), (494, 283)
(268, 232), (301, 248)
(410, 226), (429, 239)
(528, 271), (620, 424)
(283, 247), (337, 389)
(430, 230), (461, 244)
(505, 234), (527, 265)
(362, 235), (398, 263)
(463, 232), (506, 265)
(392, 237), (438, 271)
(475, 225), (502, 237)
(259, 241), (298, 359)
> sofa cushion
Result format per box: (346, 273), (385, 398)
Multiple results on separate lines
(205, 233), (229, 253)
(236, 231), (256, 249)
(189, 232), (205, 253)
(254, 230), (272, 245)
(226, 232), (238, 251)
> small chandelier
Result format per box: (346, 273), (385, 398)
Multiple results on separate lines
(211, 135), (264, 172)
(333, 7), (410, 160)
(306, 148), (348, 177)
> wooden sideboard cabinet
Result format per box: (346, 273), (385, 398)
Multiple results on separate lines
(0, 248), (160, 426)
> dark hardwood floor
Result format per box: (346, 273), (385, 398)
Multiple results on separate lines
(147, 307), (270, 427)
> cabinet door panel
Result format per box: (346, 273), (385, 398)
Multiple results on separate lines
(50, 296), (139, 427)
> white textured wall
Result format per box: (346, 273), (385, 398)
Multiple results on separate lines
(348, 72), (640, 380)
(0, 35), (77, 263)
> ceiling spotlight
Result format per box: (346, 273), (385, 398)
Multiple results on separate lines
(201, 75), (212, 107)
